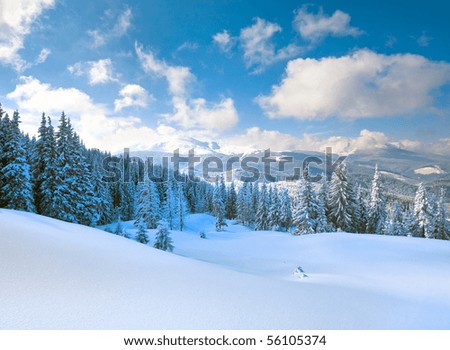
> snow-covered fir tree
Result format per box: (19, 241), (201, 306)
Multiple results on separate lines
(255, 182), (270, 230)
(213, 177), (227, 231)
(226, 181), (237, 220)
(367, 165), (387, 234)
(412, 183), (434, 238)
(355, 186), (368, 233)
(135, 179), (161, 229)
(384, 201), (406, 236)
(0, 111), (35, 212)
(267, 185), (280, 230)
(176, 182), (188, 231)
(154, 221), (174, 252)
(434, 188), (448, 240)
(292, 179), (320, 235)
(237, 181), (251, 225)
(327, 162), (359, 232)
(135, 220), (150, 244)
(278, 187), (292, 232)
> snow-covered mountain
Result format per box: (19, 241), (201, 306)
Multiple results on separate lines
(122, 136), (450, 200)
(2, 209), (450, 329)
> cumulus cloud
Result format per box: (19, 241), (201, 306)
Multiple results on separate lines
(258, 49), (450, 120)
(87, 7), (132, 48)
(136, 43), (239, 131)
(220, 128), (424, 155)
(294, 6), (362, 43)
(239, 18), (301, 73)
(5, 76), (161, 152)
(212, 30), (235, 53)
(68, 59), (117, 85)
(165, 96), (238, 131)
(135, 43), (194, 97)
(114, 84), (152, 112)
(0, 0), (54, 71)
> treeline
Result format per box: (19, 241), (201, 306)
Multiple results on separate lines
(0, 105), (448, 241)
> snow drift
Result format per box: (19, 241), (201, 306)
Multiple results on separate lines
(1, 209), (450, 329)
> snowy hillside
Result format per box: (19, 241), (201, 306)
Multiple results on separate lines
(1, 209), (450, 329)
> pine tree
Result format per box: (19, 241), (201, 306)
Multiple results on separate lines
(213, 177), (227, 231)
(154, 221), (174, 252)
(38, 117), (59, 218)
(0, 111), (35, 212)
(355, 186), (368, 233)
(412, 183), (434, 238)
(255, 182), (270, 230)
(237, 181), (251, 225)
(292, 179), (320, 235)
(267, 185), (280, 230)
(226, 181), (237, 219)
(176, 182), (188, 231)
(278, 187), (292, 232)
(327, 162), (359, 232)
(367, 165), (387, 234)
(387, 201), (405, 236)
(435, 188), (448, 240)
(135, 220), (150, 244)
(135, 179), (161, 229)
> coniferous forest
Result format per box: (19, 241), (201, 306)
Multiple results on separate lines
(0, 105), (448, 241)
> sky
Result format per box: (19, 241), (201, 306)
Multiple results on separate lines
(0, 0), (449, 154)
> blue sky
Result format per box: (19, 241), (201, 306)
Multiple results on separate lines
(0, 0), (449, 154)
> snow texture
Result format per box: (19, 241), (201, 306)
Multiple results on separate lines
(1, 209), (450, 329)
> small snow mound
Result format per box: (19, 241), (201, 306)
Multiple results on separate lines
(414, 166), (445, 175)
(293, 266), (307, 279)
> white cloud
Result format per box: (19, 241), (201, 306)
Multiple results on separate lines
(36, 48), (50, 64)
(5, 76), (161, 153)
(135, 43), (194, 97)
(165, 96), (238, 131)
(258, 49), (450, 120)
(213, 30), (235, 53)
(113, 7), (132, 37)
(68, 59), (117, 85)
(294, 6), (362, 42)
(176, 41), (199, 52)
(220, 128), (423, 155)
(114, 84), (151, 112)
(239, 18), (301, 73)
(417, 31), (432, 47)
(88, 7), (132, 48)
(136, 43), (239, 131)
(0, 0), (54, 71)
(87, 30), (106, 47)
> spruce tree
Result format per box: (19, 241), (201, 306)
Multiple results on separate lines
(0, 111), (35, 212)
(267, 185), (280, 230)
(135, 220), (150, 244)
(135, 179), (161, 229)
(255, 182), (270, 230)
(367, 165), (387, 234)
(278, 187), (292, 232)
(226, 181), (238, 219)
(327, 162), (359, 232)
(154, 221), (174, 252)
(434, 188), (448, 240)
(213, 178), (227, 231)
(292, 179), (320, 235)
(412, 183), (434, 238)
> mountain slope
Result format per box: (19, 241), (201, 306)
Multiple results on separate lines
(1, 209), (450, 329)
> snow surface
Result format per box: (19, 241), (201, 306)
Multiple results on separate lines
(1, 209), (450, 329)
(414, 166), (445, 175)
